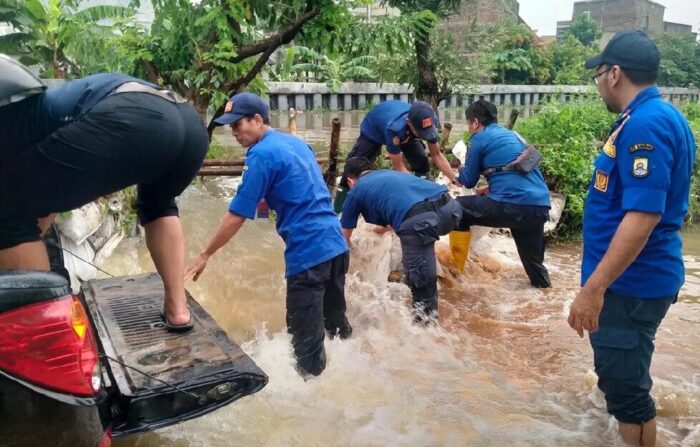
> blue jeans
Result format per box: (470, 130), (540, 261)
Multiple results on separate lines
(589, 290), (676, 423)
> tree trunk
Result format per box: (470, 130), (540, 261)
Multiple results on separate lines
(191, 94), (210, 124)
(414, 37), (439, 110)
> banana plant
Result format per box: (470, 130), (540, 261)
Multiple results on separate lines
(0, 0), (133, 78)
(277, 46), (377, 91)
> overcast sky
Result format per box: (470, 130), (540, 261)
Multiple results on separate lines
(518, 0), (700, 36)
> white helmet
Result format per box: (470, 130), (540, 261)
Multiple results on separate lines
(0, 54), (46, 106)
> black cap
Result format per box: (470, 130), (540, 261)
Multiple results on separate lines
(408, 101), (439, 142)
(584, 30), (660, 71)
(213, 92), (269, 126)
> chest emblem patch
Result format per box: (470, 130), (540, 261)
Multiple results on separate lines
(633, 157), (649, 178)
(594, 170), (609, 192)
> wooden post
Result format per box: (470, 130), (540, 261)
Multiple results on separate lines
(439, 122), (452, 154)
(506, 109), (520, 130)
(288, 108), (297, 135)
(324, 118), (342, 190)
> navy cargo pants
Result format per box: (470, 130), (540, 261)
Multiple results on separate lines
(396, 195), (462, 320)
(285, 252), (351, 377)
(456, 195), (552, 288)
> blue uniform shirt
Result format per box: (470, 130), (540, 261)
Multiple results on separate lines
(458, 123), (550, 207)
(0, 73), (153, 148)
(230, 129), (348, 277)
(582, 86), (696, 298)
(340, 170), (447, 230)
(359, 100), (440, 154)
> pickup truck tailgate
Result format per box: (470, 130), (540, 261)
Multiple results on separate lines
(81, 272), (267, 438)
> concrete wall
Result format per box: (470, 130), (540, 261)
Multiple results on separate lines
(265, 82), (700, 111)
(664, 21), (694, 35)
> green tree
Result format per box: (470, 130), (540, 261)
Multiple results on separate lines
(381, 0), (462, 108)
(547, 35), (598, 85)
(111, 0), (357, 131)
(567, 14), (601, 47)
(0, 0), (132, 78)
(354, 14), (495, 104)
(490, 24), (550, 84)
(655, 33), (700, 87)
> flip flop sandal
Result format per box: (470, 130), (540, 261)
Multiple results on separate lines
(160, 306), (194, 332)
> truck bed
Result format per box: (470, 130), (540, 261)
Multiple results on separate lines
(81, 272), (267, 438)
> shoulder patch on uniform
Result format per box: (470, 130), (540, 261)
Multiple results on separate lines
(603, 140), (616, 158)
(632, 157), (649, 178)
(392, 136), (401, 146)
(594, 170), (609, 192)
(629, 143), (654, 153)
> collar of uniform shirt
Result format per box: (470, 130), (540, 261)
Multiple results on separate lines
(623, 86), (661, 116)
(246, 128), (275, 153)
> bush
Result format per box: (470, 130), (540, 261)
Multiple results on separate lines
(515, 97), (615, 237)
(511, 99), (700, 237)
(681, 104), (700, 224)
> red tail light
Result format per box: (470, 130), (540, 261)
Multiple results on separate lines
(0, 295), (101, 396)
(97, 426), (112, 447)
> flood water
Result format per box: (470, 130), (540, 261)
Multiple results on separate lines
(108, 110), (698, 446)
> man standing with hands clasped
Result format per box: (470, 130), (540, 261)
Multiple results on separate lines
(568, 31), (695, 447)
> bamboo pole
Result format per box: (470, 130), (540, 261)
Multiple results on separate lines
(199, 157), (328, 176)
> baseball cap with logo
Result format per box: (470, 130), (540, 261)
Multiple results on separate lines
(213, 92), (269, 126)
(408, 101), (439, 142)
(584, 30), (660, 71)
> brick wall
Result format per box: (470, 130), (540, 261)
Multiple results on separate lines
(443, 0), (520, 29)
(572, 0), (666, 35)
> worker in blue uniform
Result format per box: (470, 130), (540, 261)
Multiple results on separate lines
(0, 55), (208, 331)
(568, 31), (695, 447)
(185, 93), (351, 377)
(335, 100), (459, 212)
(456, 99), (552, 288)
(340, 157), (462, 322)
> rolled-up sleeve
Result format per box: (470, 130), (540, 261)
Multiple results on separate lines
(458, 139), (482, 188)
(384, 129), (401, 154)
(617, 122), (672, 214)
(229, 151), (271, 219)
(340, 192), (361, 229)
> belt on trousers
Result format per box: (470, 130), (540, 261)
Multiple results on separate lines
(107, 81), (188, 104)
(403, 193), (452, 221)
